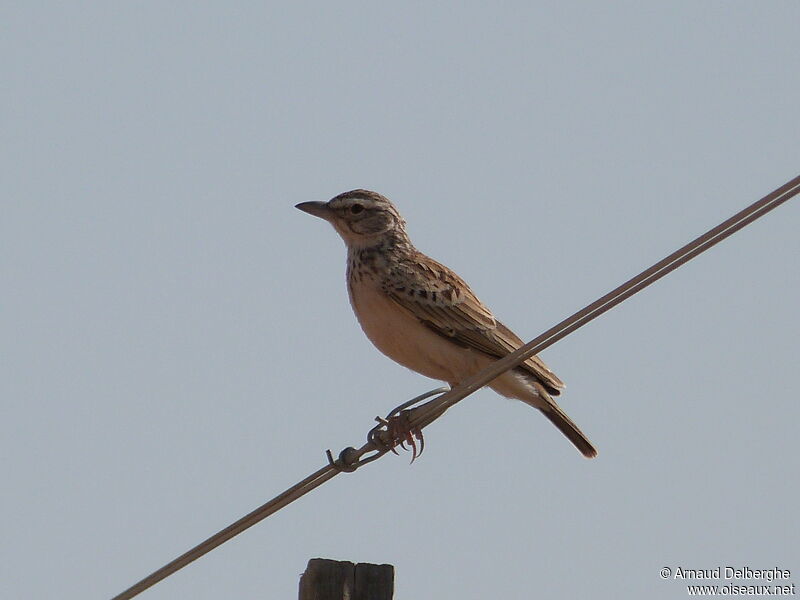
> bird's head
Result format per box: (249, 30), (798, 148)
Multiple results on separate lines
(296, 189), (408, 248)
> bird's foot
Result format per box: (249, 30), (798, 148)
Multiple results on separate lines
(387, 410), (425, 462)
(367, 386), (448, 463)
(369, 410), (424, 462)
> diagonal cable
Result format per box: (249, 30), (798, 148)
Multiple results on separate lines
(111, 173), (799, 600)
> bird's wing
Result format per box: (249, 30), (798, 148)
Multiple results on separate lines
(384, 253), (565, 394)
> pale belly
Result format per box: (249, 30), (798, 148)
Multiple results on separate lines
(348, 282), (482, 384)
(347, 280), (535, 401)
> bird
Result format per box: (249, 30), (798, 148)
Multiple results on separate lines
(295, 190), (597, 458)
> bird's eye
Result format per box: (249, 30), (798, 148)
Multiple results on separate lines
(350, 203), (364, 214)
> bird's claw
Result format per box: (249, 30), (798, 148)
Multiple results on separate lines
(367, 387), (447, 463)
(387, 410), (425, 463)
(369, 410), (425, 463)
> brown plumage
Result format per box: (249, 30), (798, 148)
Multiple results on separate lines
(296, 189), (597, 458)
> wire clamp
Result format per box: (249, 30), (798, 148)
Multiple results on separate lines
(325, 447), (363, 472)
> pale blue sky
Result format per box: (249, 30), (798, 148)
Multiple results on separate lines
(2, 3), (798, 599)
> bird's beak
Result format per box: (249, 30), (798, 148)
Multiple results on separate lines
(295, 201), (333, 221)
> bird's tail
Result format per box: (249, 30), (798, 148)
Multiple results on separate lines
(530, 381), (597, 458)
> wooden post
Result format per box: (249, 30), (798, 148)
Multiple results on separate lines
(298, 558), (394, 600)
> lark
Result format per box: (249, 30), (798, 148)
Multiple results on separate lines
(296, 190), (597, 458)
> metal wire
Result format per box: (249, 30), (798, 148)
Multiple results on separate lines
(110, 173), (799, 599)
(111, 465), (339, 600)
